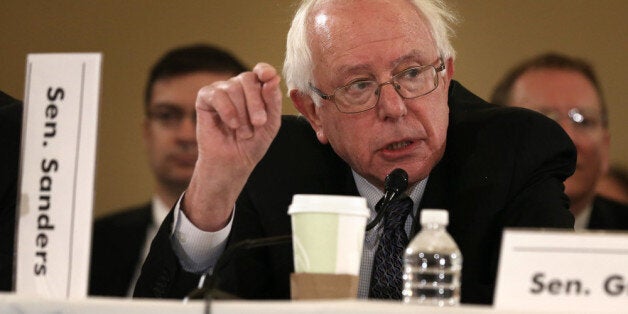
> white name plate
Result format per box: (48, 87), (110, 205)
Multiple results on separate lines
(16, 53), (102, 299)
(495, 229), (628, 312)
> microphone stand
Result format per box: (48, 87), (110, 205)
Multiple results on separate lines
(183, 235), (292, 314)
(365, 168), (408, 231)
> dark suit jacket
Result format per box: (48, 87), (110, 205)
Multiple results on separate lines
(134, 81), (576, 304)
(588, 196), (628, 230)
(0, 91), (22, 292)
(89, 203), (152, 296)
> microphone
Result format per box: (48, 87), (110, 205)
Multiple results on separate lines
(365, 168), (408, 231)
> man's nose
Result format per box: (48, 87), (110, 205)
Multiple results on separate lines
(376, 83), (407, 120)
(558, 120), (584, 151)
(177, 115), (196, 141)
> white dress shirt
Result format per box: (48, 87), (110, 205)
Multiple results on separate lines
(573, 203), (592, 231)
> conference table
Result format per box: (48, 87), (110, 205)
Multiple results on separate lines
(0, 293), (616, 314)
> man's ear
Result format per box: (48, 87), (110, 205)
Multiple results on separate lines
(445, 57), (455, 79)
(600, 129), (611, 175)
(290, 89), (328, 144)
(439, 57), (455, 91)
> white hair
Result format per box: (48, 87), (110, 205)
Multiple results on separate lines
(282, 0), (458, 104)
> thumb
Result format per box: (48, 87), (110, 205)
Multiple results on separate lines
(262, 76), (283, 118)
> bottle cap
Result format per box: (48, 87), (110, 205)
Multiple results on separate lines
(420, 209), (449, 226)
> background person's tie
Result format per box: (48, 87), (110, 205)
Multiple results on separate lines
(368, 195), (413, 299)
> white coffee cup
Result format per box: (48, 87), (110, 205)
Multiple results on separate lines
(288, 194), (369, 275)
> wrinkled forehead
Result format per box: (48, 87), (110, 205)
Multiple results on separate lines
(306, 0), (438, 66)
(513, 69), (603, 112)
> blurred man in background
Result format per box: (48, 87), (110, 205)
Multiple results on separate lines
(89, 44), (246, 296)
(492, 52), (628, 231)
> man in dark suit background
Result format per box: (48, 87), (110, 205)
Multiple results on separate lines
(89, 44), (246, 296)
(491, 52), (628, 231)
(0, 91), (22, 292)
(596, 165), (628, 205)
(134, 0), (575, 304)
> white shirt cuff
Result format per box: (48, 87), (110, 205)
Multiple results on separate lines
(170, 193), (234, 274)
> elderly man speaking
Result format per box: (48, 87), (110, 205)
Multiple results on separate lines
(134, 0), (575, 305)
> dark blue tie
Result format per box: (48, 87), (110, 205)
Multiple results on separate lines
(369, 196), (413, 299)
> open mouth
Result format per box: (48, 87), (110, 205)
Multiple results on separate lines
(386, 140), (412, 151)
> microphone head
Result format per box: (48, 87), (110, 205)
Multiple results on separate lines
(385, 168), (408, 193)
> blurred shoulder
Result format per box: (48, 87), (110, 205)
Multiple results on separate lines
(447, 80), (571, 145)
(93, 203), (152, 231)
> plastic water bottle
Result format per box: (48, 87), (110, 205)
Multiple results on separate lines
(402, 209), (462, 306)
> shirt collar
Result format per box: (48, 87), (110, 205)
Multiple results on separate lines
(351, 170), (428, 221)
(573, 202), (592, 231)
(151, 195), (171, 227)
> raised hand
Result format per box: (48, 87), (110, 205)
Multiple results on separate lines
(184, 63), (282, 231)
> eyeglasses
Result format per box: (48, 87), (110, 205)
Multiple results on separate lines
(146, 105), (196, 128)
(541, 108), (605, 134)
(309, 58), (445, 114)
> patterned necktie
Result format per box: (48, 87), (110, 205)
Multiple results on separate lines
(369, 195), (413, 299)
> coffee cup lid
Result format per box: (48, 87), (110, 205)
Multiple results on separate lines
(288, 194), (369, 217)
